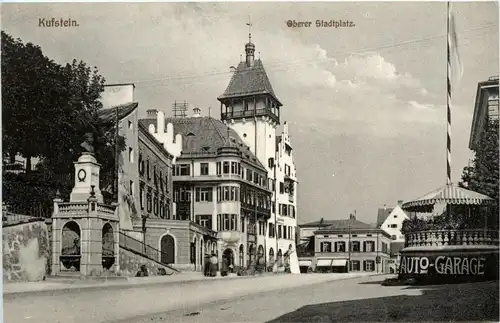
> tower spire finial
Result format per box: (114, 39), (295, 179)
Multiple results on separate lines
(246, 14), (252, 43)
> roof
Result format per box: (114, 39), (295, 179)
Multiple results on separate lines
(218, 59), (282, 106)
(139, 116), (266, 170)
(376, 208), (394, 227)
(469, 77), (499, 150)
(402, 183), (495, 213)
(299, 220), (339, 228)
(97, 102), (138, 123)
(320, 219), (374, 231)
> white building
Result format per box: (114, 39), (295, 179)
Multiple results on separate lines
(217, 31), (299, 271)
(376, 200), (410, 242)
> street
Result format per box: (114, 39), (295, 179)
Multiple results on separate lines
(114, 275), (499, 323)
(5, 274), (498, 323)
(3, 273), (370, 323)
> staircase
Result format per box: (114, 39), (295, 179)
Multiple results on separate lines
(118, 231), (180, 274)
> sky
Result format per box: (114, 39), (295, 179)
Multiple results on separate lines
(2, 2), (498, 225)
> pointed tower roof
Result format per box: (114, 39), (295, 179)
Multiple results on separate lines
(218, 59), (282, 106)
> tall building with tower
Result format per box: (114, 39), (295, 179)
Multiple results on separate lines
(217, 21), (299, 272)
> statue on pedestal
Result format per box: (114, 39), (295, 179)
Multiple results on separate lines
(80, 132), (95, 155)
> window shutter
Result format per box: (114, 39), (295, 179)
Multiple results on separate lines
(208, 189), (213, 202)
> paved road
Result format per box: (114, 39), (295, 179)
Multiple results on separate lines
(3, 273), (372, 323)
(114, 275), (499, 323)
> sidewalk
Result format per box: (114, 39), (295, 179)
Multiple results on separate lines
(3, 271), (385, 296)
(2, 271), (287, 296)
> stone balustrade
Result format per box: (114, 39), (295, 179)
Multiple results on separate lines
(405, 229), (500, 247)
(58, 202), (88, 215)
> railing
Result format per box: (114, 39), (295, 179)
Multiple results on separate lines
(59, 202), (88, 215)
(118, 231), (180, 272)
(405, 229), (500, 247)
(221, 108), (279, 122)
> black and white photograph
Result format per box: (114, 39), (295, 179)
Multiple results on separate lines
(1, 1), (499, 322)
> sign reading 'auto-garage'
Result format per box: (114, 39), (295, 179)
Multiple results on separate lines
(400, 255), (486, 276)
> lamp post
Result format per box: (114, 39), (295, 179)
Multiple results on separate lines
(348, 214), (352, 272)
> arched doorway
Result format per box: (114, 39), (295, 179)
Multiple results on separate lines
(269, 247), (275, 264)
(102, 223), (115, 270)
(257, 245), (265, 267)
(222, 248), (234, 268)
(277, 249), (283, 267)
(247, 244), (255, 266)
(160, 234), (175, 264)
(61, 221), (81, 271)
(239, 244), (244, 267)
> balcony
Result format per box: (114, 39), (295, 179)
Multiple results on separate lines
(405, 229), (499, 248)
(221, 108), (279, 124)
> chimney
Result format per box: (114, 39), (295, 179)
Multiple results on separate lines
(397, 200), (403, 206)
(349, 214), (356, 220)
(193, 107), (201, 118)
(147, 109), (158, 118)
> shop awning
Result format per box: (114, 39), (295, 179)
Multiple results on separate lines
(316, 259), (333, 267)
(299, 260), (312, 266)
(331, 259), (347, 266)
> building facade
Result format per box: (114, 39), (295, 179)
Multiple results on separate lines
(299, 215), (391, 274)
(469, 76), (499, 151)
(217, 31), (299, 270)
(141, 109), (272, 271)
(376, 201), (410, 242)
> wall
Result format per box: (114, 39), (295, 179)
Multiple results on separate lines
(380, 206), (409, 242)
(117, 108), (139, 230)
(3, 221), (49, 282)
(118, 248), (177, 277)
(100, 84), (135, 110)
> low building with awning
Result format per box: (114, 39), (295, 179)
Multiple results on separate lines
(308, 214), (392, 274)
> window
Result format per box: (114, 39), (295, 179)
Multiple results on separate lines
(268, 158), (274, 168)
(283, 225), (287, 239)
(153, 195), (158, 216)
(241, 216), (245, 233)
(197, 215), (212, 229)
(364, 260), (375, 272)
(351, 241), (360, 252)
(128, 120), (133, 130)
(147, 190), (152, 213)
(268, 223), (275, 238)
(159, 199), (164, 218)
(165, 174), (169, 192)
(320, 241), (332, 252)
(200, 163), (209, 176)
(195, 187), (213, 202)
(350, 260), (360, 271)
(147, 160), (150, 180)
(224, 187), (229, 201)
(390, 224), (398, 228)
(178, 164), (190, 176)
(139, 184), (145, 210)
(337, 235), (343, 238)
(277, 225), (282, 238)
(231, 162), (237, 174)
(153, 166), (157, 186)
(246, 169), (252, 181)
(391, 235), (397, 240)
(279, 182), (284, 194)
(285, 164), (290, 176)
(216, 162), (221, 175)
(174, 187), (191, 202)
(223, 162), (230, 174)
(129, 147), (134, 163)
(164, 204), (170, 219)
(363, 241), (375, 252)
(159, 171), (163, 191)
(129, 180), (134, 196)
(335, 241), (346, 252)
(138, 153), (144, 175)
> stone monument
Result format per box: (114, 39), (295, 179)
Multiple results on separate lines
(70, 133), (103, 203)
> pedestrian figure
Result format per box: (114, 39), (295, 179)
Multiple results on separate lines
(135, 264), (149, 277)
(209, 253), (218, 277)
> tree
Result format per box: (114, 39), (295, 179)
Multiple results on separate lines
(459, 118), (499, 229)
(2, 31), (125, 212)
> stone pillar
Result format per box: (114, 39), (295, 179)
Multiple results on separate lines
(80, 192), (103, 277)
(51, 195), (63, 276)
(112, 202), (120, 274)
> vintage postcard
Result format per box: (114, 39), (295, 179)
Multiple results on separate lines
(1, 1), (499, 323)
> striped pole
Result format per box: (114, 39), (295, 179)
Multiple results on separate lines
(446, 1), (452, 185)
